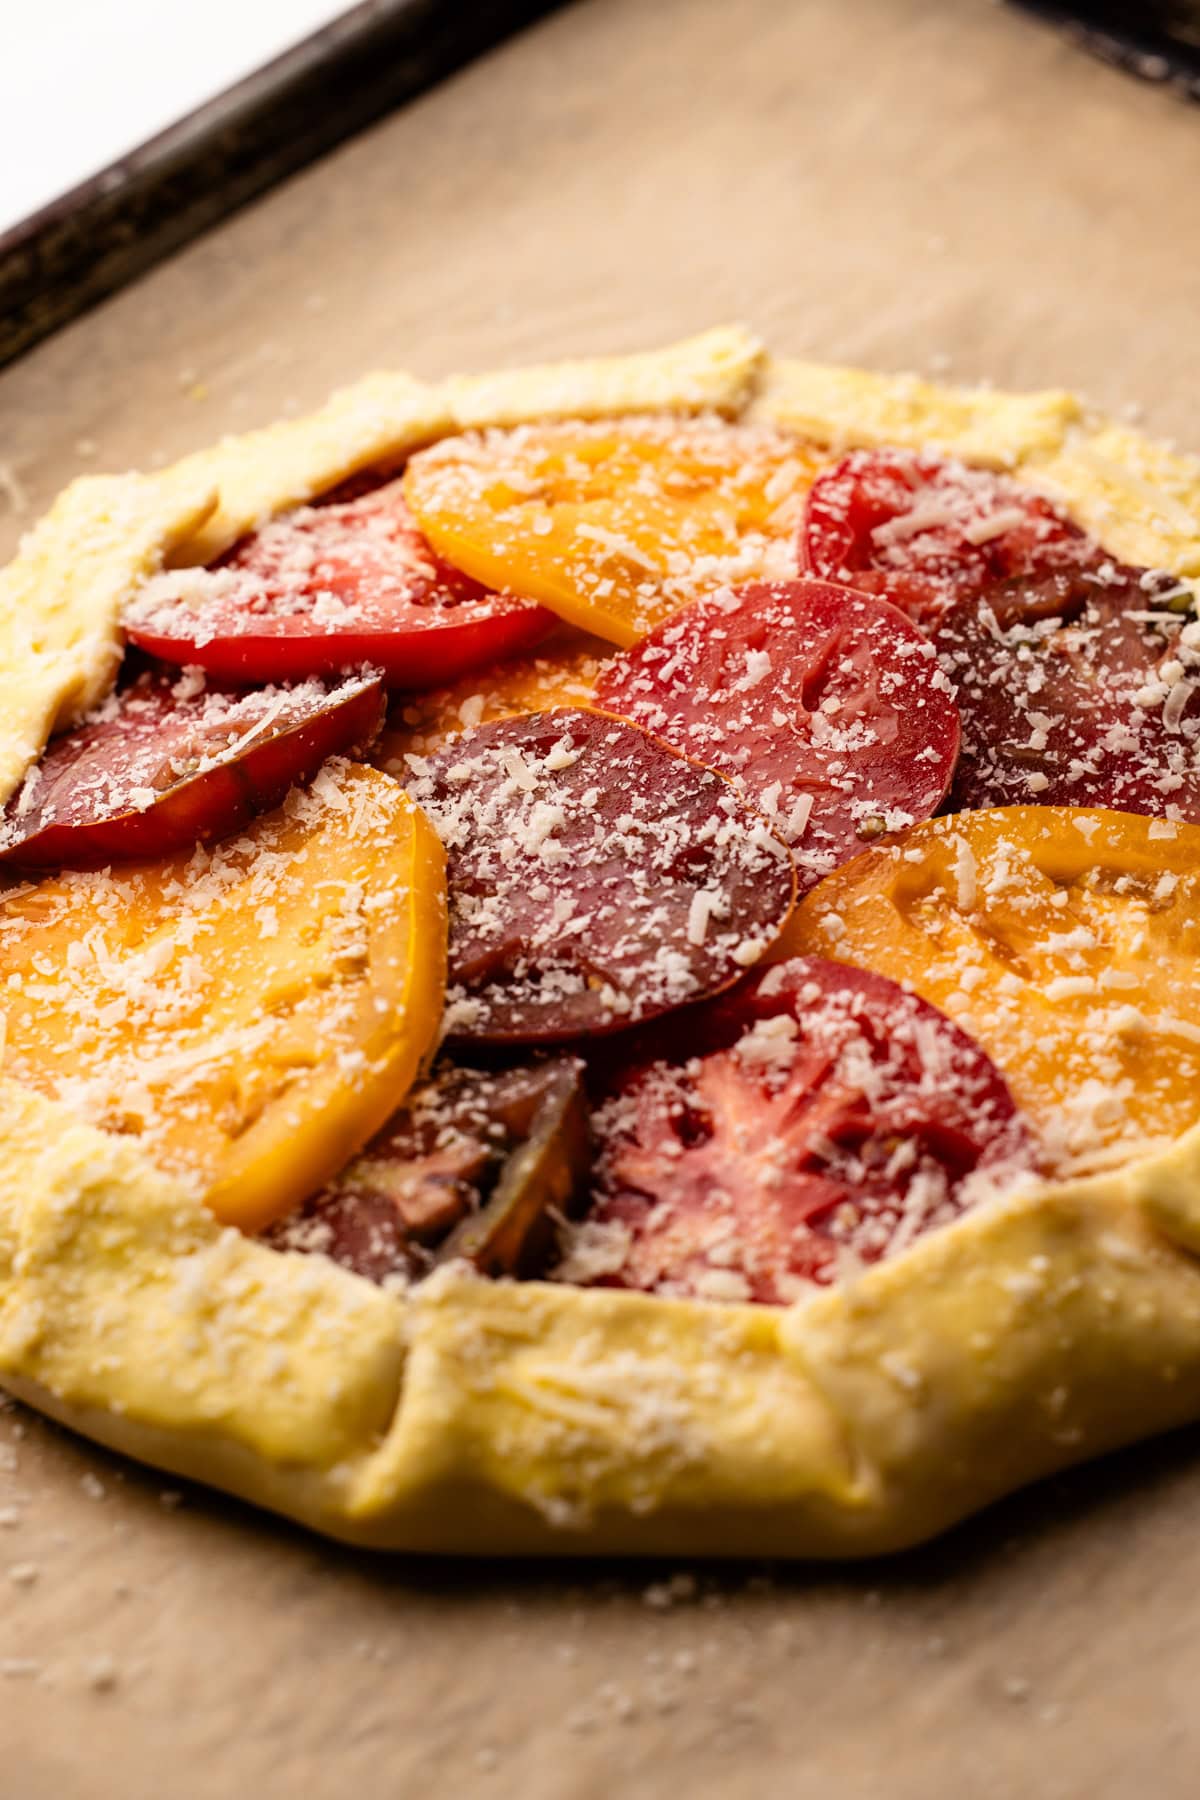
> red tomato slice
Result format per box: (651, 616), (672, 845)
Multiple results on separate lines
(801, 448), (1102, 626)
(404, 708), (797, 1044)
(594, 579), (961, 894)
(125, 477), (556, 688)
(936, 566), (1200, 816)
(567, 956), (1033, 1305)
(0, 668), (384, 869)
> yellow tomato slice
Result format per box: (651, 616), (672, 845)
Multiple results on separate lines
(0, 763), (447, 1231)
(372, 630), (613, 766)
(403, 418), (825, 647)
(779, 806), (1200, 1177)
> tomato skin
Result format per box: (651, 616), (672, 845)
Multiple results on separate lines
(570, 955), (1031, 1305)
(267, 1057), (589, 1284)
(126, 603), (551, 690)
(595, 578), (961, 894)
(124, 478), (556, 689)
(0, 670), (384, 871)
(801, 448), (1101, 626)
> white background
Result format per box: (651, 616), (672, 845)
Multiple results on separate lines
(0, 0), (349, 236)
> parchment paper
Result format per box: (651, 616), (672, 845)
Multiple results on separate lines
(3, 1), (1200, 1793)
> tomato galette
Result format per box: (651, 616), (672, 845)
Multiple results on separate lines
(3, 328), (1200, 1556)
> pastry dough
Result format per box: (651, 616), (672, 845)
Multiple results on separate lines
(4, 328), (1200, 1556)
(0, 472), (215, 806)
(753, 357), (1082, 468)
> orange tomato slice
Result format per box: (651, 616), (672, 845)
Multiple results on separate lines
(372, 630), (613, 766)
(403, 419), (824, 647)
(0, 762), (447, 1231)
(779, 806), (1200, 1177)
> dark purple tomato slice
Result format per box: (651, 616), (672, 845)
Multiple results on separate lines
(935, 564), (1200, 816)
(801, 447), (1103, 627)
(0, 668), (384, 870)
(265, 1058), (590, 1283)
(564, 955), (1034, 1305)
(594, 579), (960, 894)
(403, 708), (797, 1044)
(125, 477), (556, 689)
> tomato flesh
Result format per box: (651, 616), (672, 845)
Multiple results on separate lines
(372, 630), (613, 770)
(0, 763), (447, 1232)
(935, 566), (1200, 817)
(595, 579), (961, 893)
(782, 806), (1200, 1177)
(404, 708), (796, 1043)
(801, 448), (1103, 626)
(404, 419), (822, 647)
(567, 956), (1031, 1304)
(267, 1058), (590, 1283)
(125, 477), (555, 688)
(0, 668), (384, 870)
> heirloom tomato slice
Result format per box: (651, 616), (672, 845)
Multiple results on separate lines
(802, 447), (1103, 626)
(596, 578), (960, 893)
(565, 956), (1031, 1305)
(268, 1057), (590, 1283)
(934, 567), (1200, 818)
(372, 631), (612, 769)
(0, 669), (384, 870)
(780, 806), (1200, 1176)
(125, 476), (554, 688)
(0, 763), (447, 1231)
(404, 708), (796, 1043)
(403, 418), (823, 646)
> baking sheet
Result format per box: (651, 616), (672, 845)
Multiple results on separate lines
(0, 0), (565, 370)
(1017, 1), (1200, 96)
(3, 0), (1200, 1793)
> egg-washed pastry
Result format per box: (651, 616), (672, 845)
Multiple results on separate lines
(3, 326), (1200, 1558)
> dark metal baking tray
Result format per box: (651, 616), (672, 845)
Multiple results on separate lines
(0, 0), (566, 371)
(1013, 2), (1200, 95)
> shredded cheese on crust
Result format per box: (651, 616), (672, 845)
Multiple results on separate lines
(3, 335), (1200, 1561)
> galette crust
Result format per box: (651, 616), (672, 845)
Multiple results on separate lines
(0, 473), (215, 805)
(3, 329), (1200, 1556)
